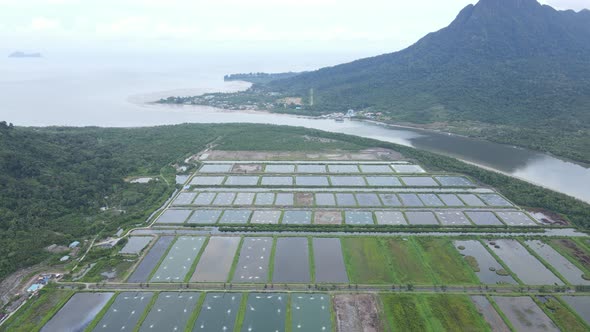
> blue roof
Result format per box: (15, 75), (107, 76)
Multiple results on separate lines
(68, 241), (80, 248)
(27, 284), (41, 292)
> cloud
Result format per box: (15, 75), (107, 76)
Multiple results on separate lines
(30, 17), (60, 30)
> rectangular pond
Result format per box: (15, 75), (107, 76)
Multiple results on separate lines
(438, 194), (465, 206)
(455, 240), (517, 284)
(344, 211), (374, 225)
(296, 164), (326, 173)
(261, 176), (293, 186)
(458, 194), (486, 207)
(119, 237), (152, 255)
(435, 176), (474, 186)
(405, 211), (439, 225)
(314, 210), (343, 225)
(295, 176), (329, 186)
(233, 192), (255, 205)
(379, 194), (402, 206)
(151, 237), (206, 282)
(330, 176), (366, 186)
(265, 164), (295, 173)
(212, 192), (236, 205)
(436, 211), (471, 226)
(273, 237), (310, 283)
(493, 296), (559, 332)
(250, 210), (281, 224)
(355, 193), (381, 206)
(127, 236), (174, 283)
(291, 294), (332, 331)
(398, 193), (424, 207)
(193, 293), (242, 331)
(224, 176), (259, 186)
(486, 239), (563, 285)
(155, 209), (192, 224)
(191, 237), (241, 282)
(93, 292), (153, 331)
(241, 293), (286, 332)
(313, 238), (349, 283)
(282, 210), (312, 224)
(139, 292), (200, 332)
(465, 211), (504, 226)
(401, 176), (439, 187)
(199, 164), (233, 173)
(525, 240), (590, 285)
(274, 193), (294, 206)
(327, 164), (360, 173)
(391, 164), (425, 173)
(219, 210), (251, 224)
(233, 237), (272, 282)
(418, 194), (444, 207)
(191, 176), (225, 186)
(41, 292), (114, 332)
(173, 192), (197, 205)
(375, 211), (407, 225)
(359, 164), (394, 173)
(193, 192), (216, 205)
(496, 212), (537, 226)
(254, 193), (275, 205)
(315, 193), (336, 206)
(479, 194), (512, 207)
(470, 295), (511, 332)
(365, 176), (402, 186)
(336, 193), (357, 206)
(187, 210), (222, 224)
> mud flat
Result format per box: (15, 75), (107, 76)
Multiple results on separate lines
(455, 240), (516, 284)
(93, 292), (153, 331)
(273, 237), (310, 283)
(291, 294), (332, 331)
(127, 236), (174, 283)
(139, 292), (200, 332)
(191, 237), (240, 282)
(232, 237), (272, 283)
(333, 294), (383, 332)
(560, 296), (590, 326)
(240, 293), (286, 332)
(486, 239), (563, 285)
(493, 296), (559, 332)
(41, 292), (114, 332)
(193, 293), (241, 331)
(525, 240), (590, 285)
(151, 237), (206, 282)
(314, 210), (343, 225)
(313, 238), (349, 283)
(470, 295), (510, 332)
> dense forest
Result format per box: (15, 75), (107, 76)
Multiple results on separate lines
(1, 122), (589, 281)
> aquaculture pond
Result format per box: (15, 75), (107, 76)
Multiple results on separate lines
(560, 296), (590, 326)
(41, 292), (114, 332)
(525, 240), (590, 285)
(486, 239), (563, 285)
(93, 292), (153, 331)
(151, 237), (206, 282)
(454, 240), (516, 284)
(193, 293), (242, 331)
(273, 237), (310, 283)
(127, 236), (174, 283)
(232, 237), (272, 283)
(470, 295), (511, 332)
(493, 296), (559, 332)
(291, 294), (332, 331)
(191, 237), (240, 282)
(240, 293), (286, 332)
(139, 292), (200, 332)
(119, 236), (152, 255)
(312, 238), (349, 283)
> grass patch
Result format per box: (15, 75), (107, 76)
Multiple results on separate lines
(0, 289), (74, 332)
(381, 294), (431, 331)
(133, 291), (159, 332)
(268, 237), (277, 282)
(341, 237), (393, 284)
(464, 256), (481, 272)
(308, 236), (316, 283)
(536, 296), (589, 332)
(227, 237), (244, 283)
(385, 238), (434, 284)
(79, 255), (136, 283)
(184, 292), (206, 332)
(424, 294), (491, 331)
(415, 238), (478, 285)
(233, 293), (249, 331)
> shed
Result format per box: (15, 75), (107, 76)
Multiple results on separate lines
(60, 255), (70, 262)
(68, 241), (80, 248)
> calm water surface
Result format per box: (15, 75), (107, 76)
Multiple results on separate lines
(1, 53), (588, 202)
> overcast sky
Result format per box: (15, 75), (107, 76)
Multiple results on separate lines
(1, 0), (588, 54)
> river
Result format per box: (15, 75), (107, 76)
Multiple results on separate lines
(0, 52), (588, 202)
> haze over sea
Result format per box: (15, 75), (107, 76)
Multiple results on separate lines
(1, 51), (588, 202)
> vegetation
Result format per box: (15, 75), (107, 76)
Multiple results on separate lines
(536, 296), (590, 332)
(383, 238), (433, 284)
(414, 238), (478, 285)
(0, 289), (74, 332)
(223, 72), (301, 84)
(380, 294), (490, 332)
(341, 238), (394, 284)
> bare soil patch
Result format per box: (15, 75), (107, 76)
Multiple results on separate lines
(552, 239), (590, 269)
(333, 294), (383, 332)
(295, 192), (314, 206)
(314, 211), (343, 225)
(526, 208), (568, 225)
(231, 163), (263, 173)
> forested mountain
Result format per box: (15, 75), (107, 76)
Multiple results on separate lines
(265, 0), (590, 161)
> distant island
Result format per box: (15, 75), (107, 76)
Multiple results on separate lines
(9, 51), (42, 58)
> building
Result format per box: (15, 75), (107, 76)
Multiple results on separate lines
(60, 255), (70, 262)
(68, 241), (80, 248)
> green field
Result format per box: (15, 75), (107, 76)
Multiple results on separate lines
(341, 238), (394, 284)
(415, 238), (478, 285)
(0, 289), (74, 332)
(537, 296), (590, 332)
(385, 238), (434, 284)
(381, 294), (490, 331)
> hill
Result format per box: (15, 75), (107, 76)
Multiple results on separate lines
(262, 0), (590, 162)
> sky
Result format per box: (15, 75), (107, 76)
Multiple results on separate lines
(0, 0), (588, 54)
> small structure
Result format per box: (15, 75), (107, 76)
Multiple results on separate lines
(27, 284), (43, 293)
(60, 255), (70, 262)
(68, 241), (80, 248)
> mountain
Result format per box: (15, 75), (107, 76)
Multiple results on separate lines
(263, 0), (590, 161)
(8, 51), (42, 58)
